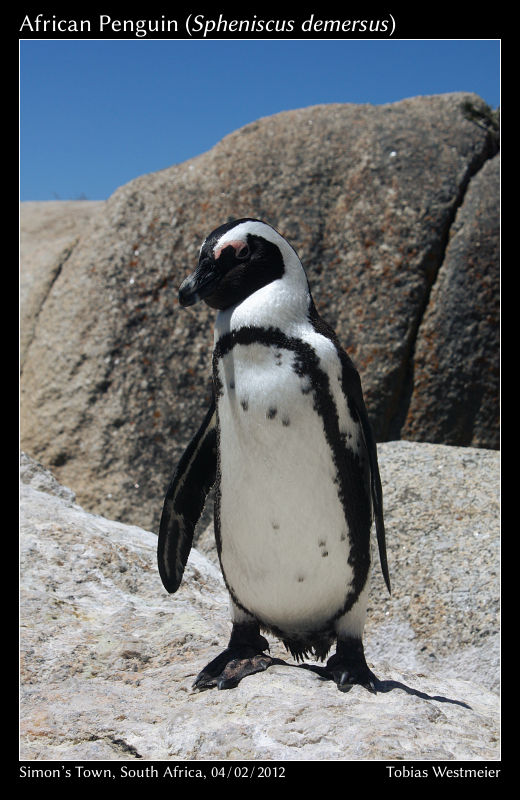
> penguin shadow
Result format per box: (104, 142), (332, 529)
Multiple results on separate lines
(188, 655), (471, 708)
(290, 662), (473, 709)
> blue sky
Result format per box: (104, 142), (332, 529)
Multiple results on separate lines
(19, 39), (500, 201)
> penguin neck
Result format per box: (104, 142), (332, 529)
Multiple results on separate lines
(214, 251), (311, 342)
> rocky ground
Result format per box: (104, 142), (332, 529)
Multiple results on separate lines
(19, 443), (500, 762)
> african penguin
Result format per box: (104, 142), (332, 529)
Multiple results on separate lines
(158, 218), (391, 692)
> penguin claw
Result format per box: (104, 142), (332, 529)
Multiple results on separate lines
(335, 674), (354, 693)
(323, 636), (379, 694)
(326, 654), (378, 694)
(325, 666), (378, 693)
(192, 673), (217, 691)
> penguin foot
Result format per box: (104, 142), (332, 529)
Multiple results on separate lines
(325, 637), (378, 694)
(192, 622), (283, 691)
(193, 649), (280, 691)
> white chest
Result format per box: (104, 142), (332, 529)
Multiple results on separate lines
(215, 339), (359, 635)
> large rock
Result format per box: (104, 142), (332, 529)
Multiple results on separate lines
(20, 200), (103, 366)
(402, 155), (500, 447)
(20, 93), (499, 531)
(19, 444), (499, 761)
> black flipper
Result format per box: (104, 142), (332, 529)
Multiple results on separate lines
(338, 352), (391, 595)
(157, 396), (217, 593)
(308, 299), (391, 594)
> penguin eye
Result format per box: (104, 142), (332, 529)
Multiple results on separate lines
(236, 244), (250, 260)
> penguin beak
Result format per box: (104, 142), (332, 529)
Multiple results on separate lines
(178, 259), (220, 307)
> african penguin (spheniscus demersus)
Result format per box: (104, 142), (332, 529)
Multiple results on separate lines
(158, 217), (391, 693)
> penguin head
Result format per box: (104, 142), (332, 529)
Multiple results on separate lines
(178, 219), (305, 311)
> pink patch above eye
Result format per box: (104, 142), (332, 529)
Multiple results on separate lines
(214, 239), (246, 260)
